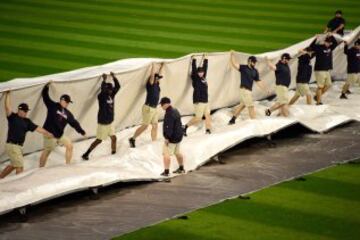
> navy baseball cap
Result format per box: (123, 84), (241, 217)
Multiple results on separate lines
(248, 56), (257, 63)
(18, 103), (30, 112)
(335, 10), (342, 15)
(281, 53), (292, 60)
(60, 94), (73, 103)
(160, 97), (171, 106)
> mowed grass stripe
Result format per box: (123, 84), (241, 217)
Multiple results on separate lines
(0, 59), (65, 76)
(0, 18), (289, 53)
(0, 69), (35, 81)
(0, 7), (315, 44)
(3, 0), (325, 32)
(72, 0), (360, 23)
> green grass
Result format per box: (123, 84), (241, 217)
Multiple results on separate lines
(114, 163), (360, 240)
(0, 0), (359, 81)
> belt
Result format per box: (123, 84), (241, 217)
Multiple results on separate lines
(6, 141), (23, 146)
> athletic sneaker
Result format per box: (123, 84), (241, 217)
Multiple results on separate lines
(160, 171), (169, 177)
(111, 150), (116, 155)
(228, 116), (236, 125)
(265, 109), (271, 116)
(206, 129), (211, 134)
(346, 90), (352, 94)
(173, 167), (185, 174)
(340, 93), (348, 99)
(81, 153), (89, 161)
(316, 102), (323, 105)
(128, 138), (136, 148)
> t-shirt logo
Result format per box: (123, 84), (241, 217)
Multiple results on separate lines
(56, 110), (68, 119)
(107, 97), (113, 105)
(201, 78), (207, 85)
(323, 49), (331, 55)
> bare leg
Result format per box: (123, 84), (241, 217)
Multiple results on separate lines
(342, 83), (350, 94)
(133, 125), (148, 139)
(0, 165), (15, 178)
(186, 117), (201, 128)
(163, 155), (171, 170)
(39, 150), (51, 167)
(64, 143), (73, 165)
(204, 113), (211, 130)
(110, 136), (117, 154)
(233, 104), (246, 117)
(15, 167), (23, 175)
(175, 153), (184, 166)
(248, 106), (256, 119)
(289, 95), (299, 105)
(151, 123), (158, 141)
(281, 105), (289, 117)
(316, 87), (323, 104)
(323, 85), (331, 94)
(306, 94), (312, 105)
(269, 103), (282, 112)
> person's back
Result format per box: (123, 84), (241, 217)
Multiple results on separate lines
(164, 106), (183, 144)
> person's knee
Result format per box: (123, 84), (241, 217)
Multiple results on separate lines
(110, 135), (116, 141)
(152, 123), (158, 129)
(65, 143), (73, 151)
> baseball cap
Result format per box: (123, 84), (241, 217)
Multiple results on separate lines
(281, 53), (292, 60)
(160, 97), (171, 106)
(335, 10), (342, 15)
(18, 103), (30, 112)
(60, 94), (73, 103)
(248, 56), (257, 63)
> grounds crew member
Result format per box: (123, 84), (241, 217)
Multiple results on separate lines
(129, 63), (163, 148)
(228, 51), (268, 124)
(183, 54), (211, 136)
(325, 10), (345, 36)
(82, 72), (121, 160)
(39, 83), (86, 167)
(265, 53), (292, 117)
(1, 91), (53, 178)
(340, 39), (360, 99)
(289, 47), (315, 105)
(310, 34), (340, 105)
(160, 97), (185, 177)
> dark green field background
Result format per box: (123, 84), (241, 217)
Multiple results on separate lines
(0, 0), (359, 81)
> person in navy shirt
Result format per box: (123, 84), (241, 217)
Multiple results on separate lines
(325, 10), (345, 36)
(129, 63), (164, 148)
(82, 72), (121, 160)
(1, 91), (53, 179)
(340, 39), (360, 99)
(289, 47), (315, 105)
(183, 54), (212, 136)
(39, 83), (86, 167)
(159, 97), (184, 177)
(265, 53), (292, 117)
(228, 52), (268, 124)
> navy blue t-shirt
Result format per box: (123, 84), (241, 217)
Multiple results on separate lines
(145, 80), (161, 107)
(275, 62), (291, 87)
(239, 65), (260, 90)
(7, 113), (38, 146)
(296, 53), (314, 83)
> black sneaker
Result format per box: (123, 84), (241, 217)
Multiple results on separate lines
(265, 109), (271, 116)
(340, 93), (348, 99)
(313, 95), (318, 102)
(111, 150), (116, 155)
(316, 102), (323, 105)
(346, 90), (352, 94)
(81, 154), (89, 161)
(173, 167), (185, 174)
(228, 117), (236, 125)
(160, 171), (169, 177)
(206, 129), (211, 134)
(183, 126), (188, 137)
(129, 138), (136, 148)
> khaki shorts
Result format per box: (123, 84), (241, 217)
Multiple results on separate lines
(96, 124), (115, 141)
(239, 88), (254, 107)
(315, 71), (332, 88)
(346, 73), (360, 85)
(295, 83), (311, 97)
(142, 105), (159, 125)
(276, 85), (289, 104)
(44, 135), (71, 151)
(194, 103), (210, 119)
(5, 143), (23, 168)
(163, 142), (181, 157)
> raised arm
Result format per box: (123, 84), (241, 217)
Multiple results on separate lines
(100, 73), (107, 91)
(4, 91), (11, 117)
(343, 41), (349, 55)
(203, 57), (208, 78)
(230, 51), (239, 69)
(191, 57), (197, 75)
(110, 72), (121, 94)
(148, 64), (155, 85)
(265, 57), (277, 71)
(42, 83), (56, 108)
(330, 36), (339, 51)
(333, 23), (345, 34)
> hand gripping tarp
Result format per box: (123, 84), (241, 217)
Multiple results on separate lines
(0, 27), (359, 214)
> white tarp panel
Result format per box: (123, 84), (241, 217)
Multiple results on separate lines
(0, 27), (359, 214)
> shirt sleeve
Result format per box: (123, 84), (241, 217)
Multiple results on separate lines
(254, 69), (260, 81)
(7, 112), (15, 121)
(344, 44), (348, 55)
(27, 119), (38, 132)
(203, 59), (208, 78)
(113, 76), (121, 96)
(239, 65), (245, 73)
(67, 111), (86, 135)
(42, 85), (56, 108)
